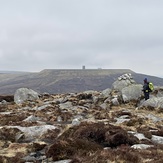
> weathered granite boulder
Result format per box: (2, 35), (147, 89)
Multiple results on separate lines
(111, 97), (119, 106)
(146, 114), (163, 122)
(13, 125), (58, 140)
(112, 73), (136, 91)
(140, 97), (163, 109)
(154, 87), (163, 97)
(14, 88), (40, 104)
(151, 135), (163, 144)
(99, 88), (111, 99)
(121, 84), (143, 102)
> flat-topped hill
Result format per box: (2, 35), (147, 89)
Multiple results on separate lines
(0, 69), (162, 94)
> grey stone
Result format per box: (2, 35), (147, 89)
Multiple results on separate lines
(14, 88), (40, 104)
(140, 97), (163, 109)
(121, 84), (142, 102)
(131, 144), (154, 149)
(151, 135), (163, 144)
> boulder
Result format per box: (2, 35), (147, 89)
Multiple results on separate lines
(14, 88), (40, 104)
(112, 73), (136, 91)
(151, 135), (163, 144)
(111, 97), (119, 106)
(154, 87), (163, 97)
(99, 88), (111, 99)
(140, 97), (163, 109)
(121, 84), (142, 102)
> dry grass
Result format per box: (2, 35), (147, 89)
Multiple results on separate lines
(151, 127), (163, 136)
(0, 114), (27, 126)
(46, 122), (140, 162)
(45, 120), (163, 162)
(46, 138), (102, 161)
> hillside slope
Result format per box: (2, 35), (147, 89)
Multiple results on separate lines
(0, 69), (162, 95)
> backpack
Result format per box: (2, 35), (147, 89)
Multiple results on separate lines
(148, 82), (154, 92)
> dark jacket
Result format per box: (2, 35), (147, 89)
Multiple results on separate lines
(143, 82), (150, 100)
(143, 79), (150, 100)
(143, 82), (150, 93)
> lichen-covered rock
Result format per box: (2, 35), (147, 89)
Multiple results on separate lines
(112, 73), (136, 91)
(121, 84), (142, 102)
(99, 88), (111, 99)
(14, 88), (40, 104)
(140, 97), (163, 109)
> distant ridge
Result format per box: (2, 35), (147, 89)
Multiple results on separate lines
(0, 70), (30, 74)
(40, 68), (135, 74)
(0, 69), (162, 95)
(38, 69), (135, 78)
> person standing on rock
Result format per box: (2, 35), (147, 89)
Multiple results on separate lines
(142, 78), (150, 100)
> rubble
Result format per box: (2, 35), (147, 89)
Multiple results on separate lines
(0, 74), (162, 162)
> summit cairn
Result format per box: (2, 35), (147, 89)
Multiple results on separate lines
(112, 73), (136, 91)
(112, 74), (143, 102)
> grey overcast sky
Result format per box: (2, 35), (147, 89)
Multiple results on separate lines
(0, 0), (163, 77)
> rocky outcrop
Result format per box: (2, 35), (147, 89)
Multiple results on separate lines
(121, 84), (142, 102)
(14, 88), (40, 104)
(112, 73), (136, 91)
(0, 73), (162, 162)
(140, 97), (163, 109)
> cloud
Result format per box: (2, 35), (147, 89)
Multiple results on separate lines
(0, 0), (163, 77)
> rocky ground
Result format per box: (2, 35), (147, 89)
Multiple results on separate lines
(0, 74), (162, 163)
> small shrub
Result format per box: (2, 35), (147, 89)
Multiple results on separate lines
(46, 138), (102, 161)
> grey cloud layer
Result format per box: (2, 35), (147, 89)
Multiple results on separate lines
(0, 0), (163, 77)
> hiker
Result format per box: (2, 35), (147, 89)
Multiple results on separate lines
(142, 78), (150, 100)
